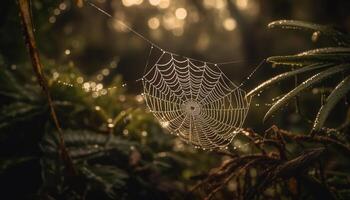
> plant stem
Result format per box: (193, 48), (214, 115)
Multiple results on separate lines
(17, 0), (76, 175)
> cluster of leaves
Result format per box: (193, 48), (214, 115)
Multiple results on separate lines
(193, 126), (350, 200)
(0, 61), (203, 199)
(3, 1), (350, 198)
(247, 20), (350, 133)
(1, 1), (223, 199)
(192, 20), (350, 200)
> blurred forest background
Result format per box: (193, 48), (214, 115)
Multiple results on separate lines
(1, 0), (350, 199)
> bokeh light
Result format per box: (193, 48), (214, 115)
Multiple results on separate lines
(158, 0), (170, 9)
(223, 18), (237, 31)
(148, 17), (160, 29)
(236, 0), (249, 10)
(122, 0), (143, 7)
(149, 0), (160, 6)
(175, 8), (187, 20)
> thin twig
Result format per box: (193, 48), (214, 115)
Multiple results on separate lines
(17, 0), (76, 175)
(277, 128), (350, 155)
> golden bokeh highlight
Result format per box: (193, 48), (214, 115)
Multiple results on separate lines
(175, 8), (187, 20)
(148, 17), (160, 29)
(223, 18), (237, 31)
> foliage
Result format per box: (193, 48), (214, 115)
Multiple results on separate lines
(192, 125), (350, 199)
(247, 20), (350, 133)
(190, 21), (350, 200)
(0, 61), (209, 199)
(2, 0), (350, 199)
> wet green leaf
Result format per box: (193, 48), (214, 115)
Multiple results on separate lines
(0, 157), (36, 174)
(264, 64), (350, 122)
(268, 48), (350, 66)
(81, 165), (128, 195)
(268, 20), (350, 45)
(246, 63), (332, 97)
(313, 75), (350, 132)
(42, 129), (136, 160)
(0, 102), (44, 129)
(268, 54), (350, 66)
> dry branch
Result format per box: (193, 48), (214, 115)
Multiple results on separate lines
(191, 125), (349, 199)
(17, 0), (76, 175)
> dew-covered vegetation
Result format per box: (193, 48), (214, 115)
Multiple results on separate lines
(1, 0), (350, 199)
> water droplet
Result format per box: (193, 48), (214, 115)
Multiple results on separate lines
(141, 131), (148, 137)
(96, 74), (103, 81)
(64, 49), (71, 55)
(102, 68), (110, 76)
(76, 77), (84, 83)
(311, 31), (321, 42)
(123, 129), (129, 136)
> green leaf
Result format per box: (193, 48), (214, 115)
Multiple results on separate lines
(299, 47), (350, 55)
(0, 70), (35, 101)
(42, 129), (136, 160)
(268, 20), (329, 31)
(264, 64), (350, 122)
(268, 48), (350, 66)
(268, 54), (350, 66)
(0, 157), (36, 174)
(268, 20), (350, 45)
(0, 102), (44, 128)
(246, 63), (332, 97)
(81, 165), (129, 192)
(312, 75), (350, 132)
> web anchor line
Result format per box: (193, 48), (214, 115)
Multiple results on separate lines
(83, 0), (264, 149)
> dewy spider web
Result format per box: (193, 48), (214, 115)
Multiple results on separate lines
(86, 0), (257, 149)
(142, 48), (251, 149)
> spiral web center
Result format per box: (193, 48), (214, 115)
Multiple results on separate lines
(183, 101), (201, 116)
(142, 51), (251, 150)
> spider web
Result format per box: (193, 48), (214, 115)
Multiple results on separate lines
(142, 50), (251, 150)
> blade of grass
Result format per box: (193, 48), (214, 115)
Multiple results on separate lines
(246, 63), (332, 97)
(268, 20), (350, 45)
(267, 54), (350, 66)
(264, 64), (350, 122)
(313, 75), (350, 132)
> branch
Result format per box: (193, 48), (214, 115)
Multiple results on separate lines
(17, 0), (76, 175)
(277, 127), (350, 156)
(245, 148), (325, 199)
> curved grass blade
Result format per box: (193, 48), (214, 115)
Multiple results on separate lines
(299, 47), (350, 55)
(268, 20), (350, 45)
(268, 20), (330, 31)
(312, 75), (350, 132)
(268, 53), (350, 66)
(264, 64), (350, 122)
(246, 63), (332, 97)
